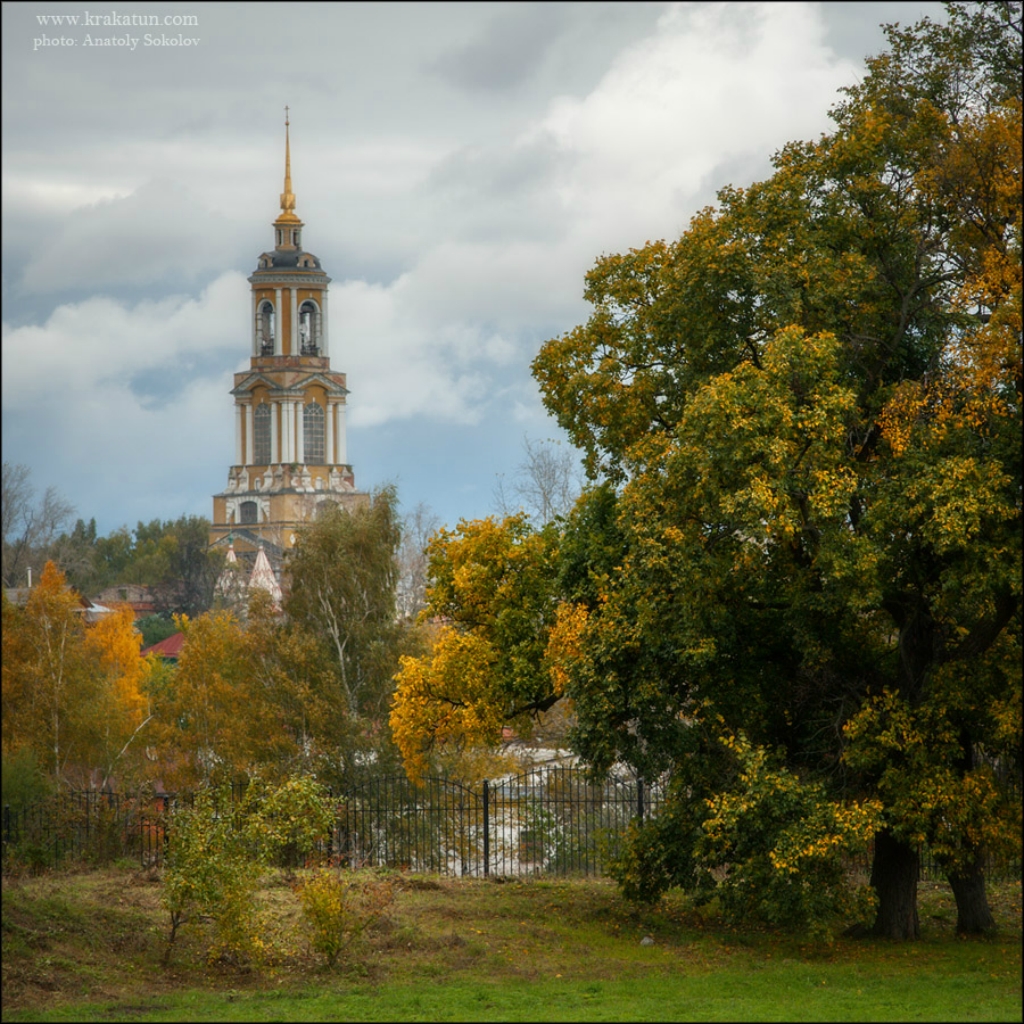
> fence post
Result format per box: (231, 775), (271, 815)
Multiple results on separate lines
(482, 779), (490, 878)
(637, 777), (645, 824)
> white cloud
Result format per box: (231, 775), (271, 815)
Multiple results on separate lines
(335, 277), (516, 429)
(2, 272), (247, 404)
(527, 1), (859, 252)
(0, 277), (248, 528)
(0, 1), (947, 533)
(333, 1), (864, 435)
(19, 179), (239, 295)
(2, 177), (130, 215)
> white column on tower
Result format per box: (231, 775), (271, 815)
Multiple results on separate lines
(291, 287), (299, 355)
(270, 401), (279, 463)
(245, 403), (254, 465)
(336, 403), (347, 465)
(288, 400), (297, 463)
(235, 404), (244, 464)
(252, 292), (259, 355)
(281, 400), (293, 463)
(320, 291), (329, 357)
(325, 401), (335, 464)
(296, 399), (305, 463)
(274, 288), (283, 355)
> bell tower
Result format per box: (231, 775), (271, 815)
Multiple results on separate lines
(210, 111), (368, 562)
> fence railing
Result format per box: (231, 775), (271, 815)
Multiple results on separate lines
(336, 768), (659, 877)
(3, 767), (1020, 884)
(1, 767), (662, 878)
(2, 790), (171, 872)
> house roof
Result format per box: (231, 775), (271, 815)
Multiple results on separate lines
(141, 632), (185, 659)
(82, 600), (115, 624)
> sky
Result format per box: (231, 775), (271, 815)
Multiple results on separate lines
(2, 1), (948, 540)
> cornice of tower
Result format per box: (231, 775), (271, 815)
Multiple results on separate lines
(248, 268), (329, 284)
(232, 368), (350, 397)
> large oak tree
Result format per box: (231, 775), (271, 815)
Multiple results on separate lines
(392, 3), (1021, 939)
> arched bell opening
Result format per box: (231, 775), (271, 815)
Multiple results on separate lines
(257, 301), (276, 355)
(299, 300), (321, 355)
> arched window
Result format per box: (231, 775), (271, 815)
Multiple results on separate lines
(299, 300), (320, 355)
(304, 401), (325, 464)
(253, 404), (271, 465)
(258, 301), (275, 355)
(315, 499), (337, 519)
(240, 501), (258, 525)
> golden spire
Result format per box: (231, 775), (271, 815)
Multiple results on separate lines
(276, 105), (300, 225)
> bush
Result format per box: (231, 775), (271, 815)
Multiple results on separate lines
(137, 613), (179, 648)
(161, 784), (270, 963)
(296, 868), (394, 966)
(161, 773), (340, 964)
(609, 734), (880, 940)
(255, 774), (334, 869)
(696, 735), (880, 939)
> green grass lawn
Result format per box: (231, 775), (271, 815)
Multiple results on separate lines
(2, 867), (1021, 1022)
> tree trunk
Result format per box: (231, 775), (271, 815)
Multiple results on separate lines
(942, 734), (997, 935)
(870, 829), (920, 940)
(947, 858), (996, 935)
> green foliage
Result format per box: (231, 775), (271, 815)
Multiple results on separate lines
(607, 781), (711, 906)
(48, 515), (224, 614)
(255, 774), (335, 867)
(161, 784), (270, 963)
(161, 773), (339, 963)
(528, 2), (1022, 939)
(695, 735), (880, 940)
(1, 748), (55, 811)
(390, 513), (563, 780)
(131, 515), (224, 617)
(136, 614), (178, 649)
(295, 869), (395, 966)
(611, 734), (880, 940)
(844, 687), (1023, 875)
(285, 486), (405, 723)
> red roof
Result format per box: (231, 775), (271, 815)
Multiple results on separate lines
(141, 632), (185, 659)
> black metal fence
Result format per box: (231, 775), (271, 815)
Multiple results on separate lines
(2, 790), (171, 872)
(337, 767), (659, 877)
(4, 767), (1020, 884)
(1, 767), (660, 878)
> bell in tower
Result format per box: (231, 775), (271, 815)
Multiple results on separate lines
(210, 111), (369, 568)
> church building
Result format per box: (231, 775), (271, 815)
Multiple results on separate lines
(210, 114), (368, 567)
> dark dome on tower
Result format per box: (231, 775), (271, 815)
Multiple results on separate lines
(255, 249), (322, 270)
